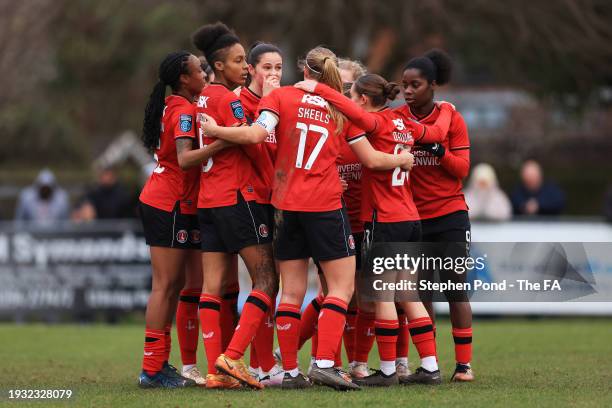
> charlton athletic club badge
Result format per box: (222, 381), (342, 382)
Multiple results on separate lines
(259, 224), (269, 238)
(176, 229), (188, 244)
(189, 229), (201, 244)
(348, 234), (355, 250)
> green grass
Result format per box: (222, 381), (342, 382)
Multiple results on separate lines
(1, 319), (611, 407)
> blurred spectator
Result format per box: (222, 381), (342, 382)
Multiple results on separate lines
(465, 163), (512, 221)
(510, 160), (565, 216)
(14, 169), (70, 226)
(73, 167), (131, 221)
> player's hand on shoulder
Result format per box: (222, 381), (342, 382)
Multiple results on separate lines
(294, 79), (318, 93)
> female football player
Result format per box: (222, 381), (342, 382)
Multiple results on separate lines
(174, 54), (218, 387)
(240, 41), (284, 386)
(295, 72), (454, 386)
(400, 49), (474, 382)
(297, 57), (367, 375)
(188, 22), (278, 390)
(138, 50), (228, 388)
(201, 46), (414, 391)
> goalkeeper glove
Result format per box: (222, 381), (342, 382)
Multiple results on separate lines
(420, 143), (446, 157)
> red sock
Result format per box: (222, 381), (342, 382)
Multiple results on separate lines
(375, 319), (399, 362)
(253, 303), (276, 372)
(354, 311), (376, 363)
(311, 330), (318, 358)
(249, 344), (259, 369)
(221, 283), (240, 350)
(452, 327), (473, 364)
(225, 290), (271, 360)
(275, 303), (301, 371)
(164, 324), (171, 363)
(396, 307), (409, 359)
(334, 338), (343, 367)
(316, 297), (347, 362)
(409, 317), (436, 359)
(343, 308), (358, 362)
(176, 288), (200, 366)
(298, 294), (323, 349)
(143, 328), (166, 376)
(199, 294), (222, 374)
(433, 322), (438, 361)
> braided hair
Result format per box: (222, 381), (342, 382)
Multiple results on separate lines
(142, 51), (191, 152)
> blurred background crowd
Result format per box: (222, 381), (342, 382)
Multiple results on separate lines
(1, 0), (612, 224)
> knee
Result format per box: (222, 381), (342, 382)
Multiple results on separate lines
(330, 280), (354, 303)
(280, 286), (306, 306)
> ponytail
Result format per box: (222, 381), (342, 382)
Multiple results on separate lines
(353, 73), (400, 107)
(142, 51), (190, 152)
(303, 47), (345, 134)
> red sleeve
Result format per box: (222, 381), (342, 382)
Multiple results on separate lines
(416, 105), (453, 143)
(219, 92), (247, 127)
(258, 89), (281, 117)
(448, 112), (470, 151)
(173, 104), (196, 139)
(314, 83), (378, 133)
(343, 122), (366, 144)
(440, 148), (470, 179)
(440, 111), (470, 178)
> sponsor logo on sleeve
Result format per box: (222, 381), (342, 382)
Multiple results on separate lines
(230, 100), (245, 120)
(179, 114), (193, 132)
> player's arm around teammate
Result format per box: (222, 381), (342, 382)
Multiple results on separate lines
(402, 49), (474, 382)
(137, 51), (208, 389)
(239, 41), (285, 385)
(191, 22), (278, 390)
(202, 46), (413, 391)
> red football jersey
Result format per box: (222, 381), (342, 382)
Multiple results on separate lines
(360, 108), (420, 223)
(396, 104), (469, 219)
(336, 139), (363, 233)
(140, 95), (200, 214)
(239, 87), (276, 204)
(258, 87), (365, 211)
(195, 83), (256, 208)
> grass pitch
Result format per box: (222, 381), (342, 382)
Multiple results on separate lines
(1, 319), (611, 407)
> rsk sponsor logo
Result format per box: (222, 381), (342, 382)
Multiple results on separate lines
(197, 96), (209, 108)
(301, 94), (327, 107)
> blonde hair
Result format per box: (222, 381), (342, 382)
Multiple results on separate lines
(338, 58), (367, 81)
(304, 46), (345, 134)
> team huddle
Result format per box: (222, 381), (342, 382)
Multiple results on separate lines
(137, 21), (473, 391)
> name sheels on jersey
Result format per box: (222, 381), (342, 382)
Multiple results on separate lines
(298, 94), (330, 124)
